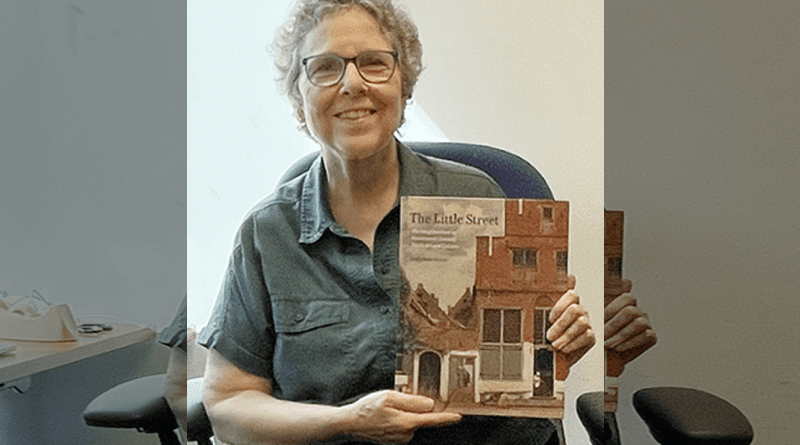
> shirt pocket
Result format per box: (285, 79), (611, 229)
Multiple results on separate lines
(270, 298), (354, 403)
(272, 299), (350, 334)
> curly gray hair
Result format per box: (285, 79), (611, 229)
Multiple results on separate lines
(270, 0), (423, 134)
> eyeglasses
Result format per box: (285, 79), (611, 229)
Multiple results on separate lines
(301, 50), (398, 87)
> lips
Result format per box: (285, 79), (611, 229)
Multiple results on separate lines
(334, 108), (377, 120)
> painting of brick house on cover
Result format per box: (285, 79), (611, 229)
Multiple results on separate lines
(398, 197), (571, 418)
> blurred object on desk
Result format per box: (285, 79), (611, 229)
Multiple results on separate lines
(0, 289), (80, 342)
(0, 342), (16, 356)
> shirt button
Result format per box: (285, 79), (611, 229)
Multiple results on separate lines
(294, 313), (305, 322)
(381, 307), (390, 315)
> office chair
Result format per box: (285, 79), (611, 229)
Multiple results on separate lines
(575, 383), (753, 444)
(82, 373), (180, 445)
(278, 141), (553, 200)
(632, 387), (754, 445)
(576, 392), (620, 445)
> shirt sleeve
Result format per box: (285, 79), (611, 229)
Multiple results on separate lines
(197, 217), (276, 379)
(157, 294), (187, 351)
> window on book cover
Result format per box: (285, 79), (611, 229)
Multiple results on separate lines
(480, 309), (522, 381)
(608, 256), (623, 278)
(541, 206), (556, 233)
(512, 248), (537, 269)
(534, 308), (553, 346)
(556, 250), (568, 278)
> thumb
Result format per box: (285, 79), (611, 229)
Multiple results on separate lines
(622, 279), (633, 294)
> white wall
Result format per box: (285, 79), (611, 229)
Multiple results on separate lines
(1, 1), (185, 443)
(187, 0), (319, 330)
(0, 0), (186, 331)
(398, 2), (604, 443)
(606, 1), (800, 444)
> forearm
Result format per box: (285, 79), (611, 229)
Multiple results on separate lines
(207, 389), (354, 445)
(164, 347), (188, 431)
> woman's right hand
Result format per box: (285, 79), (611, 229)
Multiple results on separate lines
(205, 349), (460, 445)
(341, 390), (462, 444)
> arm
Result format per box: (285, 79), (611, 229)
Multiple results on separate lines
(604, 280), (657, 368)
(203, 349), (461, 445)
(162, 297), (190, 433)
(164, 343), (188, 432)
(546, 276), (597, 367)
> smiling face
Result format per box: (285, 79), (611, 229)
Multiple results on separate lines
(298, 7), (404, 162)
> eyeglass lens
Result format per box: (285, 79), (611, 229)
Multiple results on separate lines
(305, 51), (395, 86)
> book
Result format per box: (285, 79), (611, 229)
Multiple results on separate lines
(397, 196), (570, 418)
(604, 209), (626, 412)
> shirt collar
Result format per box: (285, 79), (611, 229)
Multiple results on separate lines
(397, 139), (437, 198)
(298, 153), (332, 244)
(298, 139), (436, 244)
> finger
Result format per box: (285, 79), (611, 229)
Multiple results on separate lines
(549, 290), (579, 324)
(378, 411), (461, 444)
(551, 310), (592, 352)
(614, 327), (657, 352)
(604, 303), (645, 339)
(547, 302), (580, 342)
(604, 294), (637, 323)
(605, 312), (651, 349)
(558, 325), (595, 355)
(405, 411), (462, 429)
(622, 279), (632, 294)
(384, 391), (436, 413)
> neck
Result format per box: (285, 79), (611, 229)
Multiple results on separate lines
(323, 140), (400, 207)
(322, 140), (401, 250)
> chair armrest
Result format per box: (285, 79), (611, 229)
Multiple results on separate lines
(577, 391), (621, 445)
(633, 387), (753, 445)
(83, 374), (177, 432)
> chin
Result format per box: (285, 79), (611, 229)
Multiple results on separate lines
(331, 132), (396, 160)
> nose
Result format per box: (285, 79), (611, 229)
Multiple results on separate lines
(339, 60), (366, 94)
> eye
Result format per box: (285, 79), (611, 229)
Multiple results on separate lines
(306, 56), (343, 84)
(308, 56), (340, 75)
(358, 52), (391, 73)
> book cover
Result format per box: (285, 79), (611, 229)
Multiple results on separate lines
(398, 196), (570, 418)
(604, 209), (625, 412)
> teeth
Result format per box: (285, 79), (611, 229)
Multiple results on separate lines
(337, 109), (374, 119)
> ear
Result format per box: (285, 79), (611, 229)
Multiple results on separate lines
(296, 108), (305, 124)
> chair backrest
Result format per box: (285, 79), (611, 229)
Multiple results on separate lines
(277, 141), (553, 199)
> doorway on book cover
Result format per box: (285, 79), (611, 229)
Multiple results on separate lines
(447, 356), (476, 404)
(419, 351), (441, 399)
(533, 347), (555, 397)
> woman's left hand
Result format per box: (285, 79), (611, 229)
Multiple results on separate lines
(604, 280), (657, 366)
(547, 276), (596, 367)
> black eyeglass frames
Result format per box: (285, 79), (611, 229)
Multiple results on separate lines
(301, 50), (398, 87)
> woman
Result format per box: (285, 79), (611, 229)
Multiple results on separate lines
(198, 1), (595, 443)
